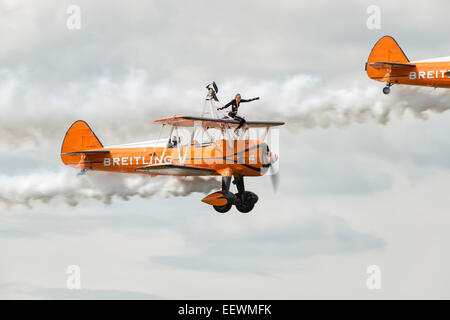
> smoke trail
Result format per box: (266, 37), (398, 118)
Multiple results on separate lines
(0, 69), (199, 148)
(0, 170), (219, 208)
(242, 75), (450, 129)
(1, 70), (450, 148)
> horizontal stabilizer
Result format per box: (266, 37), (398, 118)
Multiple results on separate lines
(369, 62), (416, 70)
(61, 150), (110, 156)
(136, 163), (216, 176)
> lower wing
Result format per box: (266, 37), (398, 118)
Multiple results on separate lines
(135, 164), (216, 176)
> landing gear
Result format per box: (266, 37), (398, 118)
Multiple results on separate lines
(203, 175), (259, 213)
(232, 175), (258, 213)
(235, 191), (258, 213)
(77, 169), (87, 177)
(213, 196), (233, 213)
(212, 177), (235, 213)
(383, 83), (393, 95)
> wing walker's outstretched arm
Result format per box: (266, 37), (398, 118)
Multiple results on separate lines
(239, 97), (260, 103)
(218, 97), (260, 110)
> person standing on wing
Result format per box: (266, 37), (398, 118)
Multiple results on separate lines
(217, 93), (260, 133)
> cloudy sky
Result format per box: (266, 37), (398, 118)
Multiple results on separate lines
(1, 0), (450, 299)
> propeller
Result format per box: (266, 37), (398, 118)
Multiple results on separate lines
(268, 152), (279, 191)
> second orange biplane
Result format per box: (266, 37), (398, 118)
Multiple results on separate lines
(61, 82), (284, 213)
(366, 35), (450, 94)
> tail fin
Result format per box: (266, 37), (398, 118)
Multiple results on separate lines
(61, 120), (103, 155)
(366, 36), (410, 80)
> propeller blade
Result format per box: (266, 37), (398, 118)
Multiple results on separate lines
(269, 159), (279, 192)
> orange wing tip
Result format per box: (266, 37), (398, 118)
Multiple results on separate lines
(201, 192), (228, 206)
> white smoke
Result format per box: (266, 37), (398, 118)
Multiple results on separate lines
(0, 68), (201, 148)
(0, 170), (219, 208)
(1, 70), (449, 149)
(239, 75), (450, 129)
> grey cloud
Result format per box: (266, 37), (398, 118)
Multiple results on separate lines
(1, 0), (449, 86)
(33, 288), (161, 300)
(283, 158), (392, 195)
(152, 214), (385, 274)
(0, 228), (40, 238)
(296, 117), (450, 172)
(0, 199), (195, 238)
(0, 282), (161, 299)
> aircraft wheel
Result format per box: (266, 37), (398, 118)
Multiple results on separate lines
(213, 201), (232, 213)
(235, 191), (258, 213)
(383, 86), (391, 95)
(212, 191), (235, 213)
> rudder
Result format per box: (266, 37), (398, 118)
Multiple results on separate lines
(61, 120), (103, 155)
(366, 36), (409, 79)
(367, 35), (409, 64)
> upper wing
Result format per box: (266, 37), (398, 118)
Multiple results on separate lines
(153, 116), (285, 128)
(135, 163), (217, 176)
(368, 62), (416, 70)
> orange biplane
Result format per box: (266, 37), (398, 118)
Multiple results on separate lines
(366, 36), (450, 94)
(61, 82), (284, 213)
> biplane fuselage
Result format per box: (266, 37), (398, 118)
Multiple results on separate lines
(368, 59), (450, 88)
(62, 135), (270, 178)
(366, 36), (450, 94)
